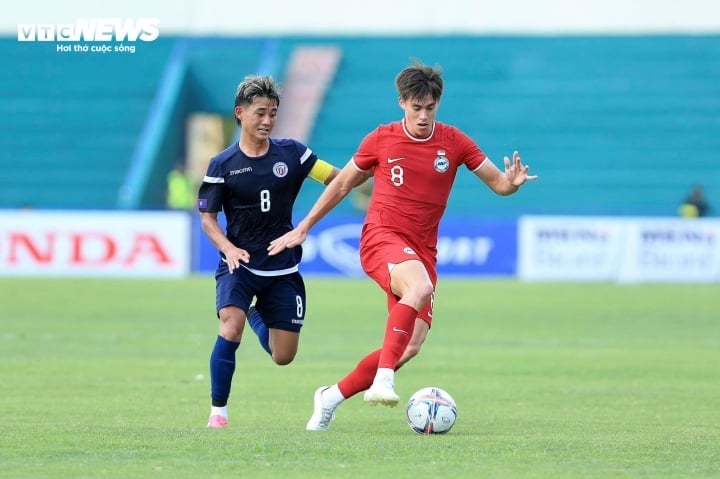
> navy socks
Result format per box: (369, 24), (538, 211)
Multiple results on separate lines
(247, 307), (271, 355)
(209, 335), (240, 406)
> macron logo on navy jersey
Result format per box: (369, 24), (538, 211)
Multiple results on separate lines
(198, 199), (208, 209)
(229, 167), (252, 176)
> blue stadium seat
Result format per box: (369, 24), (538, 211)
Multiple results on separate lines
(2, 35), (718, 217)
(0, 37), (175, 209)
(299, 36), (720, 218)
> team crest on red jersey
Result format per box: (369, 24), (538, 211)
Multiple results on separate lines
(273, 162), (288, 178)
(434, 150), (449, 173)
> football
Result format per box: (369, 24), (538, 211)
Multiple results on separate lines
(405, 387), (457, 435)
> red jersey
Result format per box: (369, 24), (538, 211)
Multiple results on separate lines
(353, 120), (486, 252)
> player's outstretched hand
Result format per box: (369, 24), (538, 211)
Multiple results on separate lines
(268, 228), (307, 256)
(504, 151), (538, 187)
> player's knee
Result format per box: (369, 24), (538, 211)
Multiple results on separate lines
(419, 282), (434, 302)
(268, 331), (299, 365)
(407, 282), (434, 307)
(270, 343), (297, 365)
(271, 352), (295, 366)
(218, 314), (244, 340)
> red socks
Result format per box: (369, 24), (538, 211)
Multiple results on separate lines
(378, 303), (417, 369)
(338, 349), (380, 397)
(337, 303), (418, 398)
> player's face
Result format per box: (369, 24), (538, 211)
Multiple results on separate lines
(399, 95), (438, 139)
(235, 96), (278, 143)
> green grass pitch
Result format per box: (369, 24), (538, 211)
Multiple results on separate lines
(1, 277), (718, 478)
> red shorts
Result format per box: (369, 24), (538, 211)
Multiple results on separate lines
(359, 225), (437, 326)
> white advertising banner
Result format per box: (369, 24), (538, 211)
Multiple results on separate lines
(618, 218), (720, 283)
(518, 216), (627, 281)
(0, 210), (191, 277)
(519, 216), (720, 283)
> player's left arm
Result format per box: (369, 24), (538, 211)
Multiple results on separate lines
(309, 159), (371, 186)
(474, 151), (538, 196)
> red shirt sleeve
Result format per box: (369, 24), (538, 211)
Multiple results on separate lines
(352, 127), (380, 172)
(455, 128), (486, 171)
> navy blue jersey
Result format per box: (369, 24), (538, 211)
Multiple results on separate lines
(198, 138), (318, 274)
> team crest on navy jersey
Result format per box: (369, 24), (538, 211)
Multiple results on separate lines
(273, 162), (289, 178)
(434, 150), (449, 173)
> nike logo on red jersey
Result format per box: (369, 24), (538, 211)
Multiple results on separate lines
(387, 157), (405, 163)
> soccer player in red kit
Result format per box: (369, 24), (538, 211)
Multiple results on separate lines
(268, 61), (537, 431)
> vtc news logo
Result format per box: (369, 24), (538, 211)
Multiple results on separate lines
(17, 18), (160, 42)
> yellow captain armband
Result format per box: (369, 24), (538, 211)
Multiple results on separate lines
(308, 159), (335, 184)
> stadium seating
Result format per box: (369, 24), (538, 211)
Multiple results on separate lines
(0, 37), (265, 209)
(0, 38), (175, 208)
(2, 35), (718, 216)
(299, 36), (720, 218)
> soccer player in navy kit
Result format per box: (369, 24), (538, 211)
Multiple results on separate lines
(197, 75), (347, 428)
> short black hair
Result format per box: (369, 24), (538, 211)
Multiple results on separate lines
(233, 75), (281, 124)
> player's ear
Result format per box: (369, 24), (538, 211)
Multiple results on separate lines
(234, 105), (243, 122)
(398, 97), (405, 110)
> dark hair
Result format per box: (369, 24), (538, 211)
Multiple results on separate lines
(234, 75), (281, 125)
(394, 60), (443, 102)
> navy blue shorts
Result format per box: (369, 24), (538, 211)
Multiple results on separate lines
(215, 263), (306, 333)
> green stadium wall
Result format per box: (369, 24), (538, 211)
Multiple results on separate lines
(2, 35), (718, 218)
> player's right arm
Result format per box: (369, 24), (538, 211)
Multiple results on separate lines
(267, 160), (367, 255)
(197, 158), (250, 273)
(199, 212), (249, 274)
